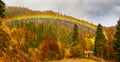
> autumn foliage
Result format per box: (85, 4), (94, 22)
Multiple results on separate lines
(39, 40), (65, 60)
(0, 5), (118, 62)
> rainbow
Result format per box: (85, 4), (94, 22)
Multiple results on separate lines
(3, 14), (97, 31)
(3, 14), (109, 44)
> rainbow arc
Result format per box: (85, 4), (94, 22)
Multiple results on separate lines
(4, 14), (97, 31)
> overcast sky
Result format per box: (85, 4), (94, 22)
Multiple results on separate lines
(2, 0), (120, 26)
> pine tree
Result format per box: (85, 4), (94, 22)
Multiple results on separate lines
(0, 0), (5, 18)
(71, 24), (79, 46)
(0, 0), (7, 51)
(94, 24), (106, 57)
(114, 18), (120, 62)
(72, 24), (78, 41)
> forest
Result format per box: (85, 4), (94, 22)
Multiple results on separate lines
(0, 0), (120, 62)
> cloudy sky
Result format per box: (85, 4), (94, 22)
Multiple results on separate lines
(2, 0), (120, 26)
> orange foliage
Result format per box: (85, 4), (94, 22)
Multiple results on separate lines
(69, 46), (84, 58)
(39, 40), (65, 61)
(11, 27), (26, 47)
(25, 30), (38, 41)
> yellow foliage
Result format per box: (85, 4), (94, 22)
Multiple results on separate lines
(28, 47), (33, 53)
(35, 48), (38, 52)
(10, 39), (18, 46)
(89, 37), (95, 45)
(20, 37), (25, 46)
(64, 48), (70, 58)
(85, 37), (95, 45)
(103, 30), (108, 40)
(11, 28), (17, 32)
(11, 27), (26, 47)
(0, 24), (11, 34)
(8, 46), (13, 50)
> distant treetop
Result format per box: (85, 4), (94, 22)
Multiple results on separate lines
(0, 0), (6, 18)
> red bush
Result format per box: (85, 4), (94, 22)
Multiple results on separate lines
(39, 40), (65, 61)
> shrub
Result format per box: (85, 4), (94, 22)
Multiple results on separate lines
(69, 46), (84, 58)
(39, 40), (65, 61)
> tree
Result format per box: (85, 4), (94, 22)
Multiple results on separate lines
(94, 24), (106, 57)
(0, 0), (5, 26)
(0, 0), (7, 53)
(114, 18), (120, 62)
(39, 40), (64, 60)
(71, 24), (79, 46)
(0, 0), (5, 18)
(72, 24), (78, 41)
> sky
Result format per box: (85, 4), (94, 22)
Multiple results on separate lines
(2, 0), (120, 27)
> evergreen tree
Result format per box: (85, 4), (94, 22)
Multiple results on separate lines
(0, 0), (7, 52)
(71, 24), (79, 46)
(72, 24), (78, 41)
(114, 18), (120, 62)
(0, 0), (5, 18)
(94, 24), (106, 57)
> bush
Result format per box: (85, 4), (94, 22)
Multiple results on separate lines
(69, 46), (84, 58)
(39, 40), (65, 61)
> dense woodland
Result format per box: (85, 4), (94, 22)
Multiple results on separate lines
(0, 0), (120, 62)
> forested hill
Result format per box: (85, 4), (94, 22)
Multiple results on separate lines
(4, 6), (116, 46)
(4, 6), (115, 46)
(0, 6), (116, 61)
(3, 6), (97, 51)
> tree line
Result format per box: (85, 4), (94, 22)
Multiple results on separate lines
(94, 19), (120, 62)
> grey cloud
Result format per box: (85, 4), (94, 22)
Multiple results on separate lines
(2, 0), (120, 26)
(76, 0), (116, 16)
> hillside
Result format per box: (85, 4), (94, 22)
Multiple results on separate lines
(0, 6), (115, 62)
(4, 6), (96, 47)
